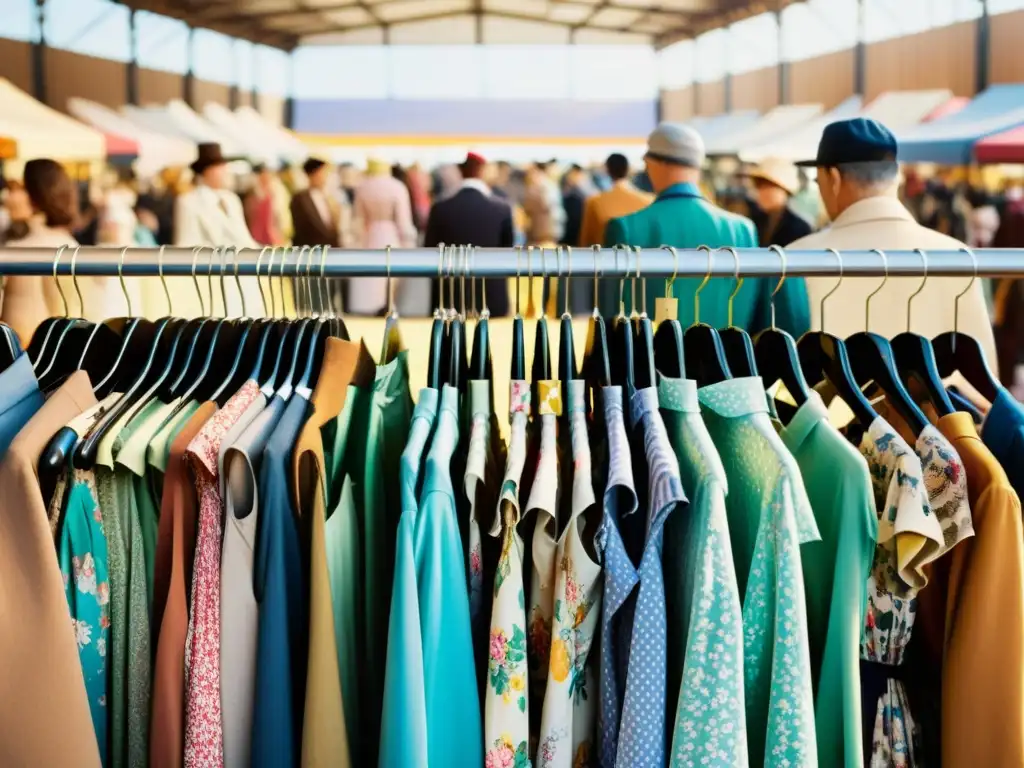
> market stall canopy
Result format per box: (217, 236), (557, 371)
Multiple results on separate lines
(122, 101), (244, 157)
(897, 84), (1024, 164)
(233, 107), (309, 164)
(68, 98), (195, 176)
(0, 78), (105, 162)
(203, 103), (280, 165)
(104, 133), (139, 158)
(974, 124), (1024, 164)
(690, 110), (760, 147)
(740, 96), (862, 162)
(924, 96), (970, 122)
(705, 104), (822, 157)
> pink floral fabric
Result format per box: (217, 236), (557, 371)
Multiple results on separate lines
(182, 381), (261, 768)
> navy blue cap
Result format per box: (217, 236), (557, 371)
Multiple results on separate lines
(795, 117), (898, 167)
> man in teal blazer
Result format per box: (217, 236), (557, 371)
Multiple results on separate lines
(603, 123), (810, 336)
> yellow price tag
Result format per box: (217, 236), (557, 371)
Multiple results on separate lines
(655, 297), (678, 324)
(537, 380), (563, 417)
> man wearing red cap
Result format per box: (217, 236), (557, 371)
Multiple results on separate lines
(424, 152), (515, 316)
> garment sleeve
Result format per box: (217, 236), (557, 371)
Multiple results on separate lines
(940, 483), (1024, 766)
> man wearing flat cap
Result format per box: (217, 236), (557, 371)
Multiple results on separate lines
(788, 118), (995, 365)
(603, 122), (810, 335)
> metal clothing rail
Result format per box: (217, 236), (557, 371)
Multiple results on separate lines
(0, 245), (1022, 278)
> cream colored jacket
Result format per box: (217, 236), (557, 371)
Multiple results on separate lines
(787, 196), (997, 371)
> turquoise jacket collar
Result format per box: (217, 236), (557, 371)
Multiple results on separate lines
(656, 181), (703, 201)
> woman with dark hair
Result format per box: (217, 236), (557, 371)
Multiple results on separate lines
(1, 159), (115, 343)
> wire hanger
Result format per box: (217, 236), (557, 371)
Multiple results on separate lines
(845, 247), (928, 436)
(27, 244), (71, 368)
(891, 248), (955, 416)
(719, 246), (758, 377)
(631, 246), (656, 390)
(35, 245), (86, 388)
(652, 245), (685, 379)
(381, 244), (403, 364)
(609, 245), (635, 393)
(581, 244), (610, 410)
(683, 244), (730, 386)
(510, 244), (526, 381)
(531, 246), (552, 397)
(753, 245), (809, 404)
(932, 246), (1001, 403)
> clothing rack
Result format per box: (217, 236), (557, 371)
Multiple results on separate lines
(0, 245), (1022, 278)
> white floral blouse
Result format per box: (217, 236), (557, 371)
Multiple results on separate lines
(536, 380), (602, 768)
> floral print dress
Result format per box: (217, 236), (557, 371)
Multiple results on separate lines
(526, 381), (563, 748)
(58, 469), (111, 767)
(485, 381), (532, 768)
(536, 379), (603, 768)
(856, 418), (970, 768)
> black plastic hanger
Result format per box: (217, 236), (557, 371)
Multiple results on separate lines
(511, 245), (526, 382)
(717, 246), (758, 378)
(891, 248), (954, 417)
(932, 247), (1002, 404)
(629, 246), (656, 391)
(529, 247), (553, 413)
(845, 249), (928, 436)
(428, 244), (448, 389)
(796, 248), (878, 428)
(652, 246), (685, 379)
(754, 245), (809, 405)
(557, 246), (577, 385)
(467, 246), (494, 390)
(581, 246), (611, 413)
(609, 247), (636, 395)
(0, 323), (20, 371)
(683, 245), (731, 386)
(380, 246), (403, 366)
(447, 245), (469, 394)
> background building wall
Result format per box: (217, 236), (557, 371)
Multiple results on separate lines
(44, 48), (126, 112)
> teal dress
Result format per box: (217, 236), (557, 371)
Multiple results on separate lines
(603, 182), (810, 335)
(379, 388), (438, 768)
(59, 470), (111, 767)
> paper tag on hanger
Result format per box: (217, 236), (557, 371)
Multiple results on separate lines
(655, 298), (678, 324)
(538, 380), (563, 417)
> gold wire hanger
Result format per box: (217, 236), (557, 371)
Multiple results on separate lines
(30, 244), (71, 368)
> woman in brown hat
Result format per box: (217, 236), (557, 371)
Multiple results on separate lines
(745, 157), (814, 247)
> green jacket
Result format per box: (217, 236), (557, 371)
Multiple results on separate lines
(602, 182), (810, 336)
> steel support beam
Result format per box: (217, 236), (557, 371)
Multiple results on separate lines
(127, 8), (139, 106)
(976, 0), (990, 94)
(32, 0), (47, 105)
(183, 25), (195, 107)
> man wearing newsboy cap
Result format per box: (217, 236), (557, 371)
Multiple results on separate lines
(788, 117), (995, 368)
(602, 122), (810, 336)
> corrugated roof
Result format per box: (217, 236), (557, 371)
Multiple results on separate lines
(119, 0), (789, 50)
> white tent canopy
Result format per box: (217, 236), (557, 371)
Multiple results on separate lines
(0, 78), (105, 162)
(704, 104), (824, 157)
(740, 90), (954, 162)
(122, 101), (243, 156)
(203, 103), (280, 165)
(68, 98), (195, 176)
(233, 106), (309, 165)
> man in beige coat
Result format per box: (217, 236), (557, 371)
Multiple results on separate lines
(790, 118), (996, 369)
(579, 153), (653, 247)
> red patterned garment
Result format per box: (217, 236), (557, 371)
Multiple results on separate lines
(182, 381), (262, 768)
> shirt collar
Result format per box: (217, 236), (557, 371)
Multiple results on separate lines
(779, 390), (830, 453)
(697, 376), (770, 419)
(829, 195), (915, 230)
(982, 385), (1023, 446)
(629, 385), (660, 428)
(657, 376), (698, 414)
(566, 379), (586, 414)
(656, 181), (703, 201)
(938, 411), (981, 443)
(460, 178), (491, 196)
(469, 379), (491, 418)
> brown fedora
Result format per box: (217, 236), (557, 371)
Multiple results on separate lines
(190, 142), (229, 175)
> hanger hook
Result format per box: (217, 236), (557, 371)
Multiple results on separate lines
(317, 245), (329, 319)
(563, 245), (572, 318)
(615, 245), (629, 318)
(767, 244), (788, 331)
(634, 246), (647, 318)
(591, 245), (601, 317)
(231, 246), (247, 318)
(436, 243), (446, 319)
(191, 246), (206, 316)
(207, 246), (218, 318)
(255, 246), (269, 317)
(220, 246), (233, 318)
(954, 246), (979, 349)
(385, 245), (396, 318)
(460, 244), (468, 319)
(694, 244), (714, 326)
(821, 248), (843, 333)
(475, 246), (489, 319)
(721, 246), (742, 328)
(305, 245), (317, 318)
(266, 247), (278, 318)
(70, 246), (84, 318)
(514, 245), (522, 318)
(52, 245), (69, 318)
(158, 244), (171, 315)
(866, 248), (889, 333)
(908, 248), (929, 333)
(661, 244), (679, 301)
(118, 246), (132, 317)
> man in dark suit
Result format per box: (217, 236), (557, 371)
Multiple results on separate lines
(291, 158), (340, 248)
(424, 152), (514, 316)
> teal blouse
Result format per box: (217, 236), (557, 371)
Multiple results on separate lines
(59, 470), (111, 767)
(697, 377), (820, 767)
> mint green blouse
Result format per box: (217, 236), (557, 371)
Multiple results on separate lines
(780, 393), (877, 768)
(659, 376), (748, 767)
(697, 377), (820, 767)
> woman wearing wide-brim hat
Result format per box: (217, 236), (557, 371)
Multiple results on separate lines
(743, 157), (814, 247)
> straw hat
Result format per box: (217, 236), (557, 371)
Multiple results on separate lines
(745, 157), (800, 196)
